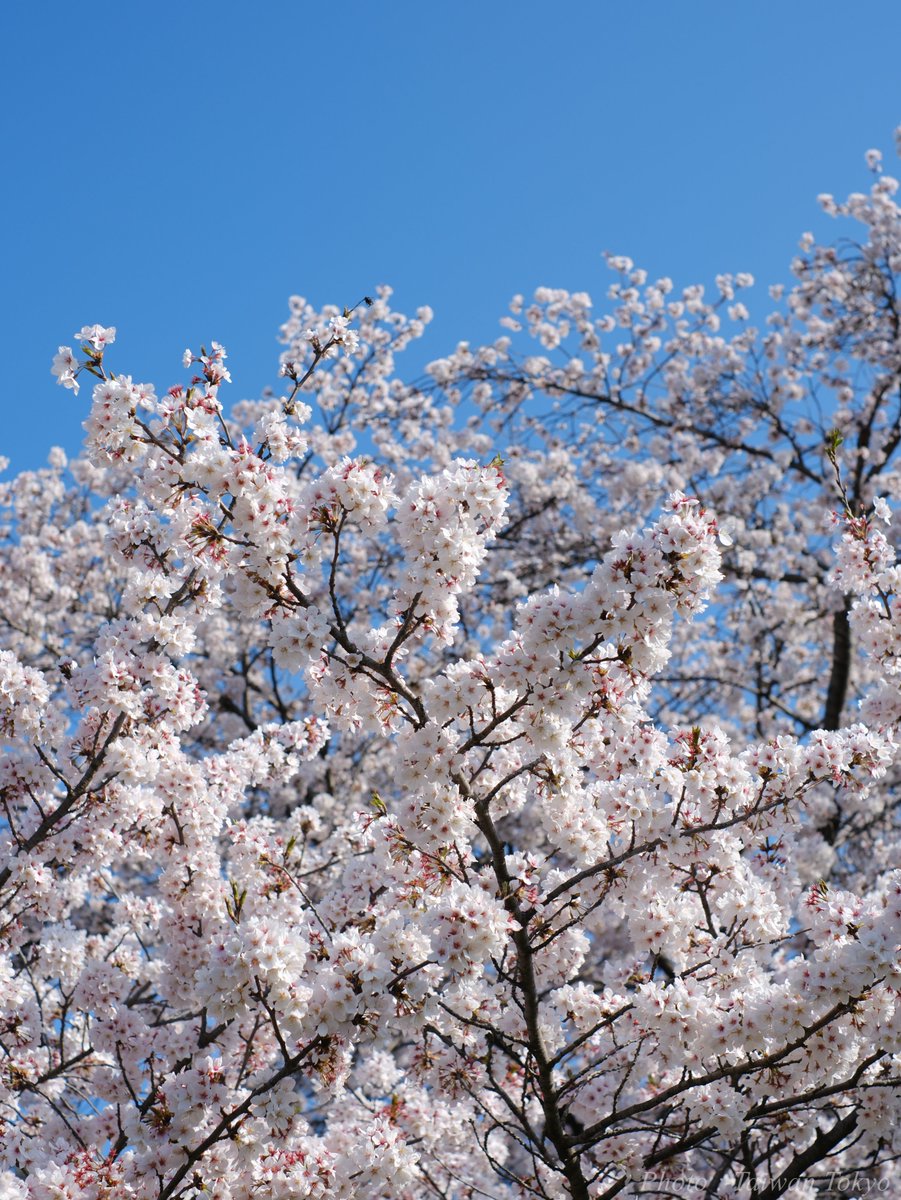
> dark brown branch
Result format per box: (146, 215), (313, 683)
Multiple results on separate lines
(822, 602), (851, 733)
(756, 1111), (858, 1200)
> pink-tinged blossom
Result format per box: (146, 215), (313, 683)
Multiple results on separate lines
(74, 323), (116, 352)
(50, 345), (78, 392)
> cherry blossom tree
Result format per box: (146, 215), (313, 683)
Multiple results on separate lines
(2, 137), (901, 1199)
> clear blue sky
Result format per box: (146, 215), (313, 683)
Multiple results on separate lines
(2, 2), (899, 470)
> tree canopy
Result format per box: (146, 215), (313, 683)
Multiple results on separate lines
(2, 140), (901, 1199)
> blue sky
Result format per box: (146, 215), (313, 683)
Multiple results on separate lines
(2, 2), (899, 471)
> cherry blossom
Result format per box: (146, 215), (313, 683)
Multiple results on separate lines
(3, 132), (901, 1198)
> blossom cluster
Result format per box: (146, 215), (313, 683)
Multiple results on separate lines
(1, 134), (901, 1199)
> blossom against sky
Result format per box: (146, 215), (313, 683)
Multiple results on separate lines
(2, 0), (900, 469)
